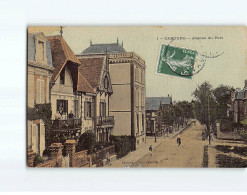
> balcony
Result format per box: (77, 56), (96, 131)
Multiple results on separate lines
(51, 118), (82, 139)
(95, 116), (114, 127)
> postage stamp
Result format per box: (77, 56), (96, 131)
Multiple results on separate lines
(156, 44), (198, 79)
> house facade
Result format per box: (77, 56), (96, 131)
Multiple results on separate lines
(231, 80), (247, 124)
(27, 33), (53, 155)
(77, 55), (114, 142)
(47, 36), (82, 139)
(108, 52), (146, 146)
(146, 97), (172, 136)
(79, 40), (146, 146)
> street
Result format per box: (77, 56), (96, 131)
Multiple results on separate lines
(131, 121), (205, 167)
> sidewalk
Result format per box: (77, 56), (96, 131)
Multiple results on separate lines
(105, 137), (160, 168)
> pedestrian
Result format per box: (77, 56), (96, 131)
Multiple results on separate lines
(68, 110), (74, 118)
(149, 145), (153, 156)
(154, 135), (157, 143)
(177, 136), (181, 147)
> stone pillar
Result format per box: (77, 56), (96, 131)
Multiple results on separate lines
(27, 148), (36, 167)
(64, 140), (76, 167)
(49, 143), (63, 167)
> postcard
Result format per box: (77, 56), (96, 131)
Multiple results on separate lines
(27, 26), (247, 168)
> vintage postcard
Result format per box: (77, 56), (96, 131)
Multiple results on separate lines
(27, 26), (247, 168)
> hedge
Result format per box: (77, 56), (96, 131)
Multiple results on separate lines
(110, 135), (136, 159)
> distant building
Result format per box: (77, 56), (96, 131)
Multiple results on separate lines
(27, 32), (53, 155)
(79, 40), (146, 146)
(146, 96), (172, 136)
(231, 80), (247, 123)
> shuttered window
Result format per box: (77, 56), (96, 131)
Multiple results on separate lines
(36, 79), (45, 104)
(84, 102), (92, 119)
(36, 79), (41, 103)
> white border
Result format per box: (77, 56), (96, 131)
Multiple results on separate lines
(0, 0), (247, 192)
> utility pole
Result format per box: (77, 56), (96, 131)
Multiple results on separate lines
(208, 94), (211, 145)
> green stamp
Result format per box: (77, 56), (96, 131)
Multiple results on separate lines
(157, 44), (198, 79)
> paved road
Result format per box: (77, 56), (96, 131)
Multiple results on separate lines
(131, 121), (206, 168)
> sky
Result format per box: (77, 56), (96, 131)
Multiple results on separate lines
(28, 26), (247, 101)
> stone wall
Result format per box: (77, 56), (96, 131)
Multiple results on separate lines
(27, 140), (92, 168)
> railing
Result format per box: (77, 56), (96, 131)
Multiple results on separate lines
(51, 118), (82, 131)
(95, 116), (114, 126)
(93, 144), (116, 167)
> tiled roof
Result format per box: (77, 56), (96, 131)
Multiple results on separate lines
(78, 57), (105, 88)
(47, 36), (80, 82)
(81, 43), (126, 54)
(77, 72), (95, 94)
(146, 97), (172, 111)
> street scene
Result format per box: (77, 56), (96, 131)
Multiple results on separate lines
(27, 26), (247, 168)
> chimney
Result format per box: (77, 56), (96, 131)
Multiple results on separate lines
(90, 39), (92, 46)
(245, 80), (247, 88)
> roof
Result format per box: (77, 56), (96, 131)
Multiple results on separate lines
(146, 97), (172, 111)
(47, 36), (81, 82)
(81, 42), (126, 54)
(77, 72), (95, 94)
(78, 57), (105, 88)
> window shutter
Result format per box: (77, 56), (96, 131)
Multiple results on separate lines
(84, 102), (86, 119)
(91, 101), (94, 118)
(57, 100), (59, 111)
(65, 100), (68, 114)
(40, 79), (44, 104)
(36, 79), (41, 104)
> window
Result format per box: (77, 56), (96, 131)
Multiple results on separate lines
(142, 113), (144, 128)
(37, 40), (44, 61)
(74, 100), (79, 118)
(135, 68), (139, 82)
(84, 101), (94, 119)
(60, 68), (65, 84)
(136, 113), (139, 132)
(36, 79), (44, 104)
(56, 100), (68, 116)
(104, 76), (109, 89)
(100, 102), (106, 117)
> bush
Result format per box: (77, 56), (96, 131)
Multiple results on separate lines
(239, 130), (247, 143)
(216, 154), (247, 168)
(33, 154), (44, 166)
(110, 135), (136, 159)
(220, 119), (235, 132)
(76, 131), (96, 154)
(27, 103), (53, 146)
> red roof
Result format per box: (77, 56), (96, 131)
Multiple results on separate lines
(77, 72), (95, 94)
(78, 57), (105, 88)
(47, 36), (81, 82)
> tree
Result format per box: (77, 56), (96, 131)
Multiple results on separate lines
(192, 82), (217, 144)
(212, 85), (233, 120)
(76, 131), (96, 154)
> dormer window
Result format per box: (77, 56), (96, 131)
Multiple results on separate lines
(60, 68), (65, 84)
(36, 40), (45, 62)
(104, 76), (109, 89)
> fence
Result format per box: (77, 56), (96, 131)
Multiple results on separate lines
(94, 144), (116, 167)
